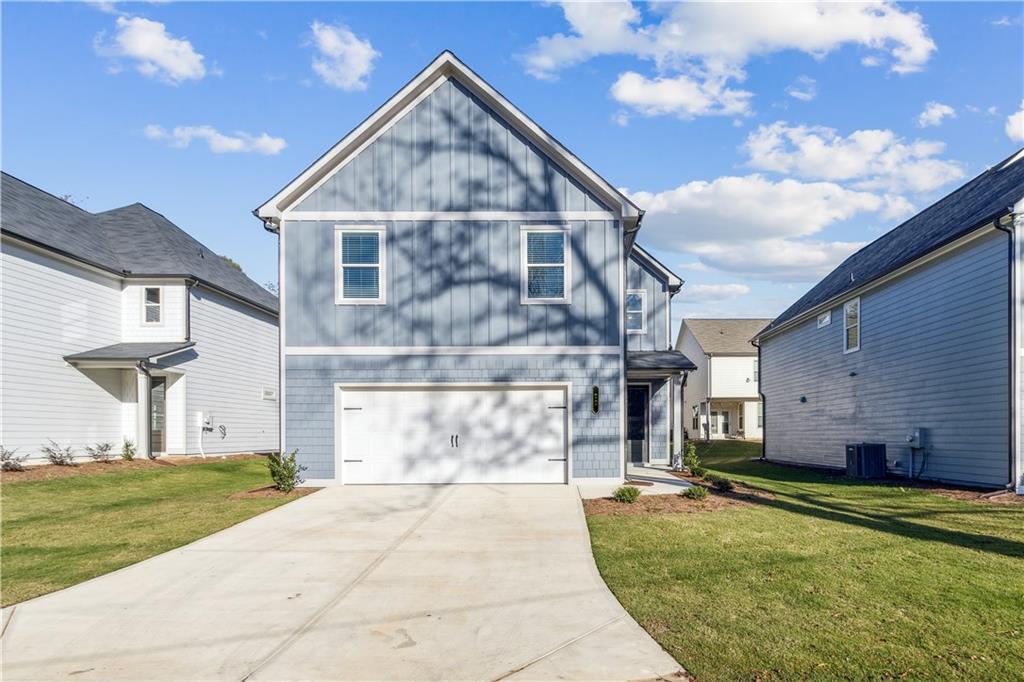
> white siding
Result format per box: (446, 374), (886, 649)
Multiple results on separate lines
(741, 400), (762, 439)
(185, 286), (278, 454)
(709, 356), (760, 398)
(677, 326), (708, 439)
(1, 240), (129, 459)
(121, 282), (186, 342)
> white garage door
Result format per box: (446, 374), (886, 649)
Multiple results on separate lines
(338, 386), (567, 484)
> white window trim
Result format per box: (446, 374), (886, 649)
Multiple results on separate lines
(520, 225), (571, 305)
(817, 310), (831, 328)
(335, 225), (387, 305)
(625, 289), (646, 334)
(843, 297), (860, 354)
(142, 286), (163, 326)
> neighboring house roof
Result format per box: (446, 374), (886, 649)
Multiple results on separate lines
(1, 173), (278, 314)
(254, 50), (642, 227)
(64, 341), (195, 363)
(627, 350), (697, 371)
(760, 149), (1024, 337)
(683, 319), (772, 355)
(631, 244), (683, 293)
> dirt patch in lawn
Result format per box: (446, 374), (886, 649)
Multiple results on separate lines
(228, 485), (320, 500)
(584, 490), (757, 517)
(1, 454), (265, 483)
(926, 487), (1024, 506)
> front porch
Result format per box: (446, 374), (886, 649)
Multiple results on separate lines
(695, 398), (763, 441)
(625, 350), (697, 468)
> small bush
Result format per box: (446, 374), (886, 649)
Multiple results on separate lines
(705, 472), (735, 492)
(86, 442), (115, 463)
(691, 466), (707, 478)
(121, 439), (136, 461)
(41, 440), (76, 466)
(1, 446), (28, 472)
(682, 485), (708, 500)
(683, 441), (700, 470)
(268, 450), (306, 492)
(612, 485), (641, 504)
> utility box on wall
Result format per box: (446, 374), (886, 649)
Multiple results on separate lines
(846, 443), (887, 479)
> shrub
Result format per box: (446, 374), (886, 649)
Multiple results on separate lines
(86, 442), (115, 463)
(41, 440), (76, 466)
(1, 446), (28, 472)
(691, 466), (707, 478)
(268, 450), (306, 492)
(121, 439), (136, 461)
(682, 485), (708, 500)
(612, 485), (641, 504)
(705, 472), (735, 492)
(683, 441), (700, 470)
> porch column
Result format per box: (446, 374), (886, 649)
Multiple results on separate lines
(136, 368), (151, 459)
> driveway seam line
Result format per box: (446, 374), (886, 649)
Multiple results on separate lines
(0, 605), (16, 640)
(238, 486), (457, 682)
(489, 614), (625, 682)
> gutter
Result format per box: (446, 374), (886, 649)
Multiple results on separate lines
(994, 212), (1018, 491)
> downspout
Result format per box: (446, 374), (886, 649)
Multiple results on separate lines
(704, 353), (712, 441)
(184, 278), (197, 342)
(995, 212), (1018, 491)
(753, 338), (766, 461)
(621, 210), (644, 480)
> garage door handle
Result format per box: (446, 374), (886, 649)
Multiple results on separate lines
(548, 405), (566, 410)
(343, 459), (362, 463)
(343, 407), (362, 411)
(450, 435), (454, 447)
(455, 434), (459, 448)
(548, 458), (567, 461)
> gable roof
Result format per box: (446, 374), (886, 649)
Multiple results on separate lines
(631, 244), (683, 293)
(759, 149), (1024, 338)
(683, 319), (772, 355)
(1, 173), (277, 314)
(254, 50), (641, 227)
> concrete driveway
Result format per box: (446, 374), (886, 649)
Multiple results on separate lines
(1, 485), (683, 681)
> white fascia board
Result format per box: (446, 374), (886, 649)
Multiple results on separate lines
(256, 51), (638, 224)
(630, 245), (683, 290)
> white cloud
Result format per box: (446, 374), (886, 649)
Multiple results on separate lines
(743, 122), (963, 194)
(308, 21), (379, 91)
(687, 239), (866, 282)
(1007, 101), (1024, 142)
(611, 110), (630, 127)
(144, 124), (286, 155)
(677, 261), (709, 272)
(95, 16), (207, 84)
(786, 76), (817, 102)
(610, 70), (753, 119)
(683, 283), (751, 300)
(917, 101), (956, 127)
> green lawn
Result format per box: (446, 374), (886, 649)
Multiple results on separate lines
(589, 441), (1024, 681)
(1, 459), (301, 606)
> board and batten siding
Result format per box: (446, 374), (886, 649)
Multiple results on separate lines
(295, 79), (608, 214)
(284, 219), (621, 348)
(626, 255), (669, 351)
(183, 286), (279, 455)
(1, 239), (128, 458)
(761, 229), (1010, 488)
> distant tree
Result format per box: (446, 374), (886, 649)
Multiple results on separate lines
(220, 255), (244, 272)
(265, 281), (279, 295)
(60, 193), (80, 206)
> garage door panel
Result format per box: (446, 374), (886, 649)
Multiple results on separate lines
(339, 386), (567, 484)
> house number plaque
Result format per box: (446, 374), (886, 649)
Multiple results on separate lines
(591, 385), (600, 414)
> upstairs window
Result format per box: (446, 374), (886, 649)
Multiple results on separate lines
(625, 290), (646, 334)
(844, 298), (860, 353)
(143, 287), (161, 324)
(337, 227), (386, 304)
(522, 227), (570, 304)
(817, 311), (831, 328)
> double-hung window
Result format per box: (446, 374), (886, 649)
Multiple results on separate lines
(143, 287), (162, 324)
(625, 289), (646, 334)
(522, 227), (570, 304)
(843, 297), (860, 353)
(753, 358), (759, 382)
(336, 226), (386, 304)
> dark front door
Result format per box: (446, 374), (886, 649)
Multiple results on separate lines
(626, 385), (649, 464)
(150, 376), (166, 454)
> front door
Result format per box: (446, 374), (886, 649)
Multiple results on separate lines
(150, 376), (166, 455)
(626, 385), (649, 464)
(710, 410), (730, 438)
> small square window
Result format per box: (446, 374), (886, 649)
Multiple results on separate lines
(143, 287), (161, 324)
(817, 311), (831, 328)
(625, 290), (646, 333)
(522, 227), (570, 304)
(336, 227), (386, 304)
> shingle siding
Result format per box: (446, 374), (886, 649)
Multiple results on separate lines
(285, 354), (622, 480)
(761, 229), (1010, 488)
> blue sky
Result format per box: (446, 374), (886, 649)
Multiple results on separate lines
(4, 1), (1023, 331)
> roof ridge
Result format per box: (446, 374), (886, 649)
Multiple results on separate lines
(1, 171), (95, 217)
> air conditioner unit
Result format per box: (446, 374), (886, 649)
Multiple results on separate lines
(845, 443), (887, 479)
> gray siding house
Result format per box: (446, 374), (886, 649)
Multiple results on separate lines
(255, 51), (695, 485)
(754, 150), (1024, 493)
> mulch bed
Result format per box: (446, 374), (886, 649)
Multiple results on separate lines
(624, 479), (655, 487)
(1, 454), (264, 483)
(584, 491), (749, 516)
(227, 485), (320, 500)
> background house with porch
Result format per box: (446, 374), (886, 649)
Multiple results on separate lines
(676, 318), (769, 441)
(1, 172), (279, 462)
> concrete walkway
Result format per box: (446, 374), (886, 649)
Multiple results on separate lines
(577, 464), (694, 500)
(1, 485), (683, 681)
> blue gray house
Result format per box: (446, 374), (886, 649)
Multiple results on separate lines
(255, 51), (695, 485)
(754, 150), (1024, 493)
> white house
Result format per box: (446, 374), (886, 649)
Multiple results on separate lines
(676, 318), (770, 441)
(1, 172), (279, 462)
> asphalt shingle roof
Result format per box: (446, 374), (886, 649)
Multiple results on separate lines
(64, 341), (195, 362)
(762, 149), (1024, 334)
(627, 350), (697, 371)
(2, 173), (278, 313)
(683, 319), (772, 355)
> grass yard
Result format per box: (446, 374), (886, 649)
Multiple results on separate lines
(589, 441), (1024, 681)
(1, 458), (305, 606)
